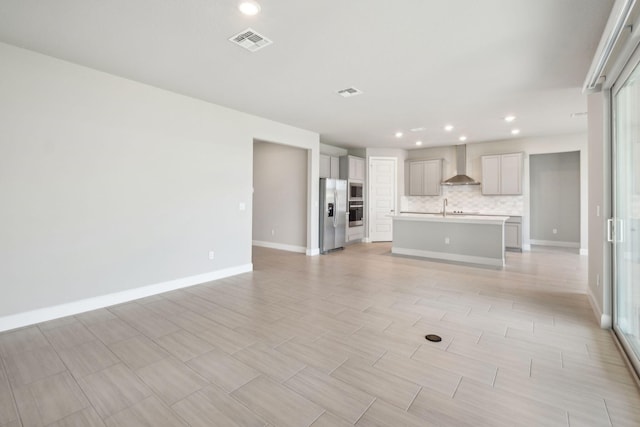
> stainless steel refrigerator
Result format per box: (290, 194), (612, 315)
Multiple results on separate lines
(319, 178), (347, 253)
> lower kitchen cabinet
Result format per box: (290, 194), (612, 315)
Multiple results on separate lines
(505, 216), (522, 251)
(347, 225), (364, 242)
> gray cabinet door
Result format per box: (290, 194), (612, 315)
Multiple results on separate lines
(320, 155), (331, 178)
(481, 155), (501, 195)
(407, 159), (442, 196)
(482, 153), (522, 195)
(504, 223), (520, 248)
(340, 155), (365, 181)
(330, 156), (340, 179)
(500, 153), (522, 195)
(423, 159), (442, 196)
(408, 161), (424, 195)
(505, 217), (522, 250)
(320, 154), (341, 179)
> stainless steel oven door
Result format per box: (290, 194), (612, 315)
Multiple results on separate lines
(349, 202), (363, 227)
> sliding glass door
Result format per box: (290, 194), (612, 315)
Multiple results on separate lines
(612, 51), (640, 374)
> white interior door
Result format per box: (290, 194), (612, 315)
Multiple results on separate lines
(369, 157), (397, 242)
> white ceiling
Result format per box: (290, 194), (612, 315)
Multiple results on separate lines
(0, 0), (613, 150)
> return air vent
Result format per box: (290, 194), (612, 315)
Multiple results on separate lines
(337, 87), (363, 97)
(229, 28), (273, 52)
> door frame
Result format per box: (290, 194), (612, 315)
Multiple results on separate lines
(367, 156), (398, 242)
(610, 42), (640, 376)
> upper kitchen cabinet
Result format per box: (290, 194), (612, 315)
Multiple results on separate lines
(340, 155), (365, 181)
(320, 154), (340, 179)
(407, 159), (442, 196)
(481, 152), (523, 195)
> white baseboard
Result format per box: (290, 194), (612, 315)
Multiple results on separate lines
(362, 238), (372, 243)
(587, 286), (612, 329)
(392, 247), (504, 268)
(529, 239), (580, 248)
(522, 243), (532, 251)
(252, 240), (306, 254)
(0, 263), (253, 333)
(306, 248), (320, 256)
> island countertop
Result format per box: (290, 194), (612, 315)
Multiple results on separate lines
(391, 213), (509, 225)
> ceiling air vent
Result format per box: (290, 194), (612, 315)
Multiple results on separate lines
(337, 87), (363, 98)
(229, 28), (273, 52)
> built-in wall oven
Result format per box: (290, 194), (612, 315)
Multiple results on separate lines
(348, 201), (363, 227)
(349, 182), (363, 200)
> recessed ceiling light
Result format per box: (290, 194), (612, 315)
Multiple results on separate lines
(238, 0), (261, 15)
(459, 136), (467, 142)
(504, 115), (516, 122)
(511, 129), (521, 135)
(416, 141), (423, 146)
(395, 132), (403, 138)
(444, 125), (454, 132)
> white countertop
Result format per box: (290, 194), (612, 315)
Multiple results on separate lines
(391, 213), (509, 225)
(401, 211), (521, 217)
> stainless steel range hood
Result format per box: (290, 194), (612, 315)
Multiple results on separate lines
(442, 145), (480, 186)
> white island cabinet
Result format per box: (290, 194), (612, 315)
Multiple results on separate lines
(391, 214), (509, 267)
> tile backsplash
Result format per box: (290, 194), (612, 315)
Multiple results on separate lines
(401, 185), (524, 216)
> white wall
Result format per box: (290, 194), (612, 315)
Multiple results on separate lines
(320, 143), (348, 157)
(253, 141), (308, 252)
(407, 145), (460, 179)
(587, 91), (611, 328)
(0, 42), (320, 329)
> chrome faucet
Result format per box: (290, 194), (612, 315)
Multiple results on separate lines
(442, 198), (448, 217)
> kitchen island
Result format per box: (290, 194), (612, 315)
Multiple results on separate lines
(391, 213), (509, 267)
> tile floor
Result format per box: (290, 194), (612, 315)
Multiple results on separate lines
(0, 243), (639, 426)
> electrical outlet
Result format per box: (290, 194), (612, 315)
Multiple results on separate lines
(445, 237), (450, 244)
(552, 228), (558, 234)
(596, 274), (600, 287)
(208, 251), (215, 260)
(271, 229), (275, 236)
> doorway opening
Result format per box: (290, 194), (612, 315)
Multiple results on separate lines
(252, 140), (308, 254)
(529, 151), (581, 251)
